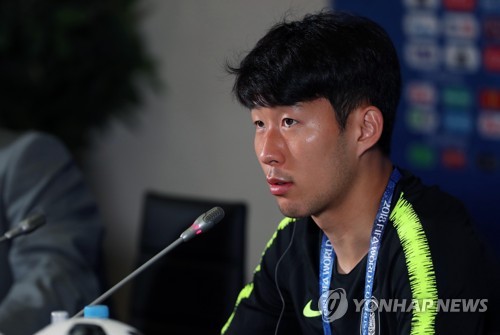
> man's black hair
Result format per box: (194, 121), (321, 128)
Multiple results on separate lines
(227, 10), (401, 156)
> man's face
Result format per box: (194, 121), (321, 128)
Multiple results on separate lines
(251, 98), (357, 219)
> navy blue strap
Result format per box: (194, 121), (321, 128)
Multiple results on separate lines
(319, 168), (401, 334)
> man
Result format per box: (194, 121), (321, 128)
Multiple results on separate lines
(222, 11), (499, 334)
(0, 130), (103, 335)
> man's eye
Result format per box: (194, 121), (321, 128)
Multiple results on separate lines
(254, 120), (265, 128)
(283, 118), (297, 127)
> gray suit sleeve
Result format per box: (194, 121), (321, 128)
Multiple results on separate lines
(0, 132), (103, 335)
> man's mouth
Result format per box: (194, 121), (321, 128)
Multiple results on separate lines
(267, 178), (293, 196)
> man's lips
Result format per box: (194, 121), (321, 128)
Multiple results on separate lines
(267, 178), (293, 196)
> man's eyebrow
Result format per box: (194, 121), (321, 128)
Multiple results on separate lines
(291, 103), (307, 112)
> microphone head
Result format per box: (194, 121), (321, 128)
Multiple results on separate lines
(180, 206), (225, 242)
(20, 213), (46, 234)
(4, 212), (46, 239)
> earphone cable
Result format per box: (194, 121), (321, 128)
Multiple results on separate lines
(274, 221), (297, 335)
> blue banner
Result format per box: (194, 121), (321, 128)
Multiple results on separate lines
(333, 0), (500, 254)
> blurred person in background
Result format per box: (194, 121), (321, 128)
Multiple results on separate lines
(0, 1), (154, 334)
(0, 130), (103, 335)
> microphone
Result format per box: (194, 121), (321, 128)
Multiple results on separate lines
(72, 206), (225, 318)
(180, 206), (225, 242)
(0, 213), (46, 242)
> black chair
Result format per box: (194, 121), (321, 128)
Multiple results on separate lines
(128, 192), (247, 335)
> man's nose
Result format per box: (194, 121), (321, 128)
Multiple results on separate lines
(256, 128), (286, 166)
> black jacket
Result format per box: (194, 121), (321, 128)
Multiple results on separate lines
(222, 170), (500, 334)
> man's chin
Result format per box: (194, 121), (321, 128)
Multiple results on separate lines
(277, 203), (308, 219)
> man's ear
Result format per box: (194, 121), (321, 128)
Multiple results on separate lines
(356, 106), (383, 156)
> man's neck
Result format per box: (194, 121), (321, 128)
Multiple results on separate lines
(313, 158), (394, 274)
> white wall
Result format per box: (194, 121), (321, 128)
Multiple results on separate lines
(82, 0), (328, 321)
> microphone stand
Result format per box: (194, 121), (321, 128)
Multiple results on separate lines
(72, 237), (184, 318)
(72, 206), (225, 319)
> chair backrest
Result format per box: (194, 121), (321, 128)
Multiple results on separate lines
(129, 191), (247, 335)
